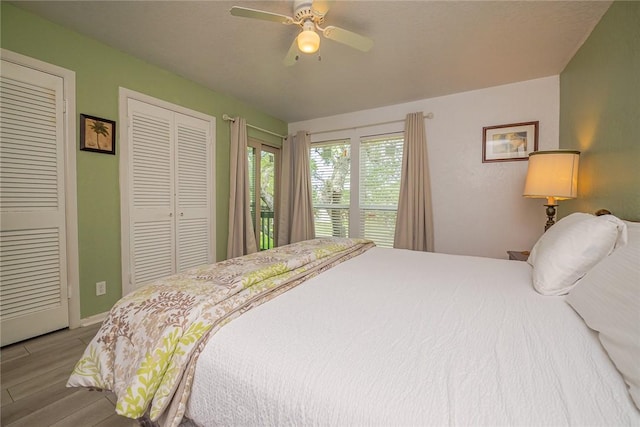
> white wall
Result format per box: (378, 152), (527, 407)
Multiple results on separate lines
(289, 76), (560, 259)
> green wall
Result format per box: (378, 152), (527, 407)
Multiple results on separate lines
(1, 3), (287, 318)
(559, 0), (640, 220)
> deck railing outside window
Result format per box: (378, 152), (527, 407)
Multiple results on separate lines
(260, 210), (275, 250)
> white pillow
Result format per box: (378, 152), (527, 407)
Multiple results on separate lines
(528, 213), (627, 295)
(567, 221), (640, 409)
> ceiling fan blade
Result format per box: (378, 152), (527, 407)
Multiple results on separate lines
(230, 6), (293, 24)
(283, 37), (299, 67)
(323, 26), (373, 52)
(312, 0), (333, 16)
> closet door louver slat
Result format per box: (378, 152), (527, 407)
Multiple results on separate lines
(0, 229), (61, 318)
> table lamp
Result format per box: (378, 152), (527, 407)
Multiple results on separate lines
(523, 150), (580, 231)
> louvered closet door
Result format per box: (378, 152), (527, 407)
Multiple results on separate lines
(128, 100), (175, 288)
(0, 60), (69, 346)
(175, 113), (211, 272)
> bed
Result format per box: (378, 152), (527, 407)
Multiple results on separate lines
(68, 213), (640, 426)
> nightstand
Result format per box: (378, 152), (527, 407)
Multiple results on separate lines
(507, 250), (530, 261)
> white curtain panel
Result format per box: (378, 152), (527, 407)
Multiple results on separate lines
(227, 117), (258, 259)
(277, 130), (315, 245)
(394, 112), (435, 252)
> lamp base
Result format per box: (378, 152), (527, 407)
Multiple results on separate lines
(544, 204), (557, 231)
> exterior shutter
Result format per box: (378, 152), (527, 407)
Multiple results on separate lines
(0, 60), (69, 345)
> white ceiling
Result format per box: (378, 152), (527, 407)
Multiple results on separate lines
(12, 1), (611, 123)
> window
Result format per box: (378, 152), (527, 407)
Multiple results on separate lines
(309, 134), (403, 247)
(248, 139), (278, 250)
(359, 134), (404, 247)
(310, 140), (350, 238)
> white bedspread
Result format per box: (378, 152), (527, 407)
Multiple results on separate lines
(186, 248), (640, 425)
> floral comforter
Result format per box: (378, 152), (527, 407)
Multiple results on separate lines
(67, 237), (374, 426)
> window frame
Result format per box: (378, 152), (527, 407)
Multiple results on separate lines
(309, 126), (405, 247)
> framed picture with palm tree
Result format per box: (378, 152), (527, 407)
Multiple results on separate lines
(80, 114), (116, 155)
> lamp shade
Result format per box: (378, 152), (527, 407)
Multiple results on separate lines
(297, 21), (320, 53)
(523, 150), (580, 204)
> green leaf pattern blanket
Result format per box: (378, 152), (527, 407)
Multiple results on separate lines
(67, 237), (374, 426)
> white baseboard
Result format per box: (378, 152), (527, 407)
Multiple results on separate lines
(79, 312), (108, 327)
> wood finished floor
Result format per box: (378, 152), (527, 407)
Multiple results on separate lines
(1, 324), (135, 427)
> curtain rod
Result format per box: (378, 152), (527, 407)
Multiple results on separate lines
(222, 114), (286, 139)
(307, 112), (434, 136)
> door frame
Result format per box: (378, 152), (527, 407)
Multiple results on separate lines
(1, 49), (80, 330)
(248, 138), (280, 249)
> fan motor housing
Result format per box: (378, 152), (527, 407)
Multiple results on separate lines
(294, 0), (325, 24)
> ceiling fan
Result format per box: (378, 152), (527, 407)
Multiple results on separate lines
(230, 0), (373, 66)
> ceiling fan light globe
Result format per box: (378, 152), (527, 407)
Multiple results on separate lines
(298, 30), (320, 53)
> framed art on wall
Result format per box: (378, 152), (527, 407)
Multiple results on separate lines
(482, 121), (538, 163)
(80, 114), (116, 155)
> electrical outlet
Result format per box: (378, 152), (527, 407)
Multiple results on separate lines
(96, 281), (106, 296)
